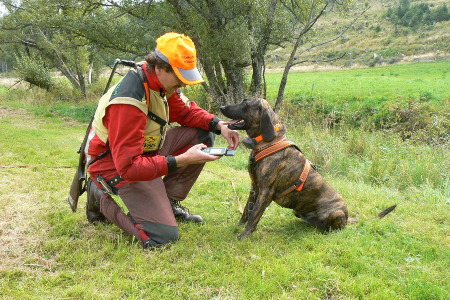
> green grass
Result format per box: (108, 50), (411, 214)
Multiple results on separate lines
(0, 111), (448, 299)
(265, 61), (449, 109)
(0, 62), (449, 299)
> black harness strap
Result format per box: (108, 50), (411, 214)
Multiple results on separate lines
(96, 174), (123, 195)
(137, 66), (168, 129)
(147, 111), (167, 127)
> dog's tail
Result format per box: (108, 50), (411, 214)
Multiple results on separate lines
(377, 204), (397, 219)
(348, 205), (396, 224)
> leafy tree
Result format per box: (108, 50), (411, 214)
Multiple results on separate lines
(0, 0), (111, 97)
(157, 0), (354, 106)
(273, 0), (360, 111)
(85, 0), (355, 106)
(95, 0), (285, 104)
(163, 0), (259, 103)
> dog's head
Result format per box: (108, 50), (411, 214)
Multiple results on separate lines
(220, 98), (279, 142)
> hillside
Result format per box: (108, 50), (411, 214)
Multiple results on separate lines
(266, 0), (450, 70)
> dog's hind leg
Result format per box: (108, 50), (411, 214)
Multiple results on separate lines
(238, 188), (274, 239)
(294, 208), (348, 231)
(294, 210), (320, 227)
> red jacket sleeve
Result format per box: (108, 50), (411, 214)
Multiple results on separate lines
(105, 104), (169, 181)
(167, 91), (216, 129)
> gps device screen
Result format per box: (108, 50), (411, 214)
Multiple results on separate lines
(201, 147), (235, 156)
(210, 148), (224, 154)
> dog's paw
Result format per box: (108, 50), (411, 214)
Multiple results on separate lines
(238, 220), (247, 226)
(238, 231), (251, 240)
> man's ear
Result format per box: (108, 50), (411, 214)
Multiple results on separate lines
(260, 109), (276, 142)
(154, 65), (162, 75)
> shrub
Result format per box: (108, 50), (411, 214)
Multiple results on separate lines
(367, 99), (449, 146)
(283, 96), (449, 147)
(431, 4), (450, 22)
(14, 55), (55, 91)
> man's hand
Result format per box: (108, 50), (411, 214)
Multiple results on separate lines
(217, 121), (240, 150)
(175, 144), (221, 168)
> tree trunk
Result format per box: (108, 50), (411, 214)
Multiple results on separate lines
(88, 59), (94, 84)
(78, 73), (87, 99)
(250, 51), (264, 97)
(75, 59), (87, 99)
(249, 0), (277, 98)
(202, 58), (227, 105)
(221, 59), (245, 104)
(274, 2), (328, 112)
(274, 36), (302, 113)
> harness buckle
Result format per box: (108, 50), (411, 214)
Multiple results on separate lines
(243, 137), (257, 149)
(294, 180), (303, 187)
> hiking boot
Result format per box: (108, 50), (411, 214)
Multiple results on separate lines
(86, 178), (108, 223)
(169, 199), (203, 224)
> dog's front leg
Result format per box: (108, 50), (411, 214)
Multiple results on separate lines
(238, 189), (274, 240)
(238, 187), (257, 225)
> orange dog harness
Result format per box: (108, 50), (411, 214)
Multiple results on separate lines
(249, 134), (311, 199)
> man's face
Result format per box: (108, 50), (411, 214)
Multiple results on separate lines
(155, 66), (187, 94)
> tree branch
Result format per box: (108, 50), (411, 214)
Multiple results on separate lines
(295, 7), (369, 58)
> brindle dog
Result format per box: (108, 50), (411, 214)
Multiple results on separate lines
(220, 98), (349, 239)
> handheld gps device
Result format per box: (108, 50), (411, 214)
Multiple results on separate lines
(201, 147), (235, 156)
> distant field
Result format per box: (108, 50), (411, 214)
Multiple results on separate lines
(264, 61), (449, 109)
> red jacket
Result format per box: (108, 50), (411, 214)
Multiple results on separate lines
(87, 65), (216, 188)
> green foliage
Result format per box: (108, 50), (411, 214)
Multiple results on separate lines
(368, 98), (450, 145)
(14, 55), (55, 90)
(385, 0), (450, 28)
(432, 3), (450, 22)
(183, 84), (220, 115)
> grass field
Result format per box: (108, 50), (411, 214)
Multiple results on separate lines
(265, 61), (449, 108)
(0, 62), (449, 299)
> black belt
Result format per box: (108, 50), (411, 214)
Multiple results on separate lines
(106, 175), (124, 187)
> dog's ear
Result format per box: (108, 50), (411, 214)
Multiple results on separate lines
(260, 109), (276, 142)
